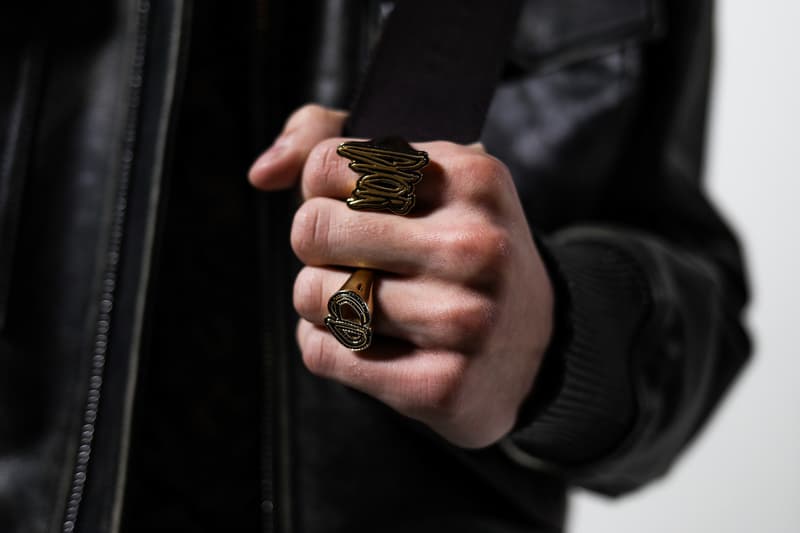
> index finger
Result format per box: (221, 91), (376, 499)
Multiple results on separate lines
(248, 104), (347, 191)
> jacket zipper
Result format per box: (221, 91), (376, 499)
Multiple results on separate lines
(61, 2), (150, 531)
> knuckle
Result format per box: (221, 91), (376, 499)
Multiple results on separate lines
(479, 154), (508, 178)
(439, 227), (475, 263)
(416, 361), (468, 420)
(483, 225), (513, 267)
(290, 200), (330, 261)
(304, 139), (344, 197)
(442, 298), (497, 344)
(440, 224), (511, 278)
(287, 103), (326, 129)
(458, 155), (510, 206)
(458, 152), (501, 178)
(464, 152), (501, 176)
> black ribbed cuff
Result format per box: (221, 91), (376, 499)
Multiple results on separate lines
(510, 235), (650, 465)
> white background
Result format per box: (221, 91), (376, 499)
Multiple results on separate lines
(571, 1), (800, 532)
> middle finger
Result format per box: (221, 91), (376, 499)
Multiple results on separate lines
(291, 197), (501, 282)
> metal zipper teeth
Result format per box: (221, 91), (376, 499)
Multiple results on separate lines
(61, 2), (150, 532)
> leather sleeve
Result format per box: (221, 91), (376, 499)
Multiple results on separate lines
(486, 0), (751, 494)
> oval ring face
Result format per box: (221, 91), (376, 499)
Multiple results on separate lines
(324, 290), (373, 351)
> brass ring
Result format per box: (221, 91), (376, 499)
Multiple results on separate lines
(324, 137), (429, 351)
(338, 136), (429, 216)
(324, 269), (374, 352)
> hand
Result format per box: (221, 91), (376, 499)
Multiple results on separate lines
(249, 104), (554, 448)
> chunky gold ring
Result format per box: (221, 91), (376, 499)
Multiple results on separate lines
(338, 136), (429, 216)
(324, 137), (429, 351)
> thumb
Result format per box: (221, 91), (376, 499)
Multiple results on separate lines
(248, 104), (348, 191)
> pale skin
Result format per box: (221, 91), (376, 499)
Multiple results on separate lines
(248, 104), (554, 449)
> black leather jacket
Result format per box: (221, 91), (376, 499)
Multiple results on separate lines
(0, 1), (750, 532)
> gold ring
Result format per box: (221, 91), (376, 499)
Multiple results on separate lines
(324, 269), (374, 351)
(324, 137), (429, 351)
(338, 136), (429, 216)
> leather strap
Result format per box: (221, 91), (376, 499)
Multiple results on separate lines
(345, 0), (524, 143)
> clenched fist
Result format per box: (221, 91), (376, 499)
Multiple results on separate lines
(249, 104), (554, 448)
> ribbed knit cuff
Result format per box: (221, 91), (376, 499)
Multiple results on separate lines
(509, 235), (651, 465)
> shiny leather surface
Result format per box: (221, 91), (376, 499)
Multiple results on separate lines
(1, 3), (137, 532)
(1, 2), (187, 532)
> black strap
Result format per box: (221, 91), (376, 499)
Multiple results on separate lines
(345, 0), (523, 143)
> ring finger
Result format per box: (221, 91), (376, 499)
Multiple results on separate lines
(294, 266), (492, 351)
